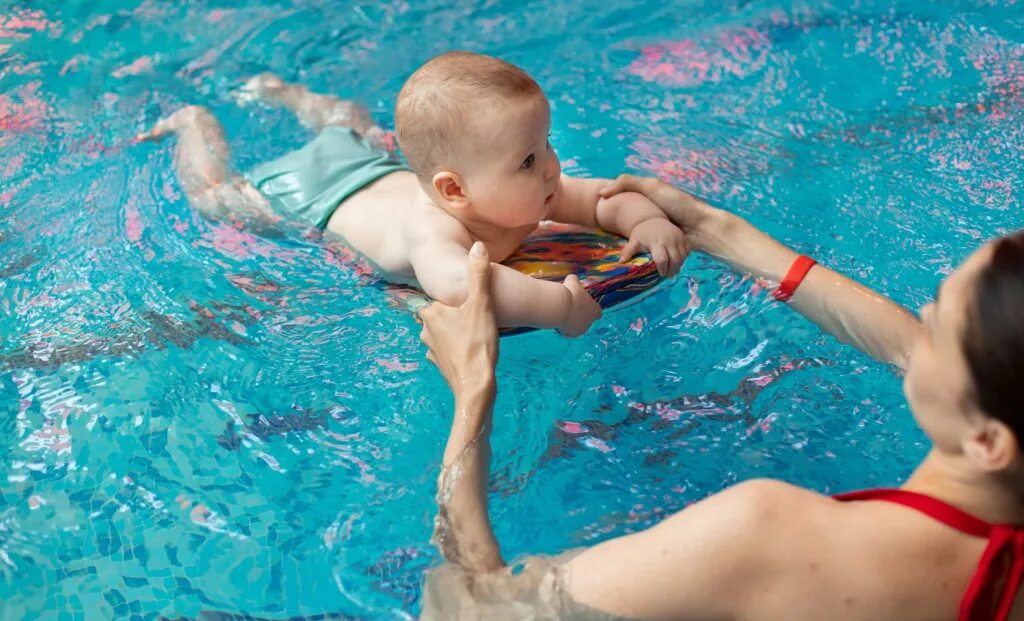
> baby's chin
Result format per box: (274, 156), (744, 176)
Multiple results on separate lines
(535, 201), (554, 223)
(502, 204), (550, 226)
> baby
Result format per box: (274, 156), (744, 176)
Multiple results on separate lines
(139, 51), (687, 336)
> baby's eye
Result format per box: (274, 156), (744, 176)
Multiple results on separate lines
(521, 154), (535, 170)
(546, 140), (553, 152)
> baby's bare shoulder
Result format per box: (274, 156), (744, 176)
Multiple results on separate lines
(405, 198), (473, 249)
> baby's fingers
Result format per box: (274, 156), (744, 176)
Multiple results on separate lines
(619, 238), (642, 263)
(664, 247), (680, 278)
(652, 246), (669, 277)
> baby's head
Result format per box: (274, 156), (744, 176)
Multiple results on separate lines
(396, 52), (561, 228)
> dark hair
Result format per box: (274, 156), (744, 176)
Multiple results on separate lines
(962, 230), (1024, 437)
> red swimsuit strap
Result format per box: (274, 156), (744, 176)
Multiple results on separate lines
(834, 488), (992, 536)
(835, 488), (1024, 621)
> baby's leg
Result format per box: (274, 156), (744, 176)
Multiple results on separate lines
(137, 106), (278, 226)
(236, 73), (393, 152)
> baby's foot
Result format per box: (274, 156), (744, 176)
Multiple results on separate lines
(363, 126), (398, 154)
(135, 105), (206, 143)
(235, 72), (287, 106)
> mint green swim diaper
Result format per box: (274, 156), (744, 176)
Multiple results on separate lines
(245, 126), (408, 229)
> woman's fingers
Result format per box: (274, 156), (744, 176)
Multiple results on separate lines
(599, 174), (652, 198)
(465, 242), (492, 309)
(419, 303), (437, 323)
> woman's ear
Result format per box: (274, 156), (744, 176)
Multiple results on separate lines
(963, 417), (1021, 472)
(432, 171), (470, 210)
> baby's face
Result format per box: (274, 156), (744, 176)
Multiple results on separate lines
(458, 95), (561, 228)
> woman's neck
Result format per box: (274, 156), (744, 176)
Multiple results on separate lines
(902, 449), (1024, 524)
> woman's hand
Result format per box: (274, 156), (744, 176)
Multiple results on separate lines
(420, 242), (499, 394)
(600, 175), (720, 249)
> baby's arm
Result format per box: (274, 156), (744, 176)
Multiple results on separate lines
(552, 176), (661, 228)
(411, 240), (601, 336)
(553, 176), (690, 277)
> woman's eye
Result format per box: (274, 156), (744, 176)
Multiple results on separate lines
(521, 154), (535, 170)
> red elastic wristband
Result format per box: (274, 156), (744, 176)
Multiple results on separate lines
(772, 255), (817, 302)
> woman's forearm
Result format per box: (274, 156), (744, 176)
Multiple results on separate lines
(442, 381), (497, 466)
(434, 379), (505, 573)
(698, 208), (923, 369)
(693, 209), (801, 279)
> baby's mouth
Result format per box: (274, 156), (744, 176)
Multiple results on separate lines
(544, 186), (558, 204)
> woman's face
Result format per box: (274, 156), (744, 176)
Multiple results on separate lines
(904, 244), (994, 453)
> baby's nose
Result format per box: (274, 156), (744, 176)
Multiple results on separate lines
(544, 153), (560, 181)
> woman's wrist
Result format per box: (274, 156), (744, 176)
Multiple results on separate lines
(689, 207), (802, 282)
(445, 378), (497, 467)
(689, 202), (735, 255)
(454, 375), (497, 410)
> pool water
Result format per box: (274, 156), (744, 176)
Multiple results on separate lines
(1, 0), (1021, 618)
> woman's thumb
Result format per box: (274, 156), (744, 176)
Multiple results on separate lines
(466, 242), (492, 301)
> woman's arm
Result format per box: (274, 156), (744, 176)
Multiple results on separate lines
(601, 176), (923, 369)
(417, 243), (836, 621)
(432, 372), (503, 573)
(419, 242), (508, 573)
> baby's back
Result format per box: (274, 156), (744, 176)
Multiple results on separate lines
(324, 171), (535, 289)
(325, 170), (424, 278)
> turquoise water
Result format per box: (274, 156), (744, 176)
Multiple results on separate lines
(1, 0), (1021, 618)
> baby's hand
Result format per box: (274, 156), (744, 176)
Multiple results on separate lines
(558, 274), (602, 337)
(620, 218), (690, 278)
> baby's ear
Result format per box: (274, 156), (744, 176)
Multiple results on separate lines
(432, 171), (469, 209)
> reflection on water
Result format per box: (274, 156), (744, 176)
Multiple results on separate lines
(1, 0), (1021, 618)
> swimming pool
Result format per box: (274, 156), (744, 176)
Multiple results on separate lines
(1, 0), (1021, 618)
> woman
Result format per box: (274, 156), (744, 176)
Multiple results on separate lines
(417, 175), (1024, 621)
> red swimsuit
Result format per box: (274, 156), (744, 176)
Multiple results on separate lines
(835, 488), (1024, 621)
